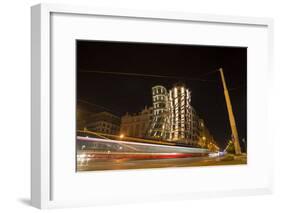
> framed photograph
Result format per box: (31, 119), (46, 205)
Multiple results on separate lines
(31, 3), (274, 209)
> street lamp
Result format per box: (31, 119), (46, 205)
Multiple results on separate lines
(119, 134), (124, 139)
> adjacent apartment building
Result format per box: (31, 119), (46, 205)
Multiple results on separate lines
(120, 106), (153, 138)
(86, 111), (121, 135)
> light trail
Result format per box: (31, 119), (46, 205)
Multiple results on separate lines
(77, 130), (176, 146)
(77, 136), (209, 154)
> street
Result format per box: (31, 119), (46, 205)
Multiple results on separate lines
(77, 154), (247, 171)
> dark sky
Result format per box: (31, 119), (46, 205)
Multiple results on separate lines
(77, 40), (247, 149)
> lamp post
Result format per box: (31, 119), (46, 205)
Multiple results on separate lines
(219, 68), (242, 155)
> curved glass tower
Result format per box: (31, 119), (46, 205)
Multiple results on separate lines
(148, 85), (170, 139)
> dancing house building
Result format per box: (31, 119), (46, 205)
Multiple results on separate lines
(148, 83), (199, 146)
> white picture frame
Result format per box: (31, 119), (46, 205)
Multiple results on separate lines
(31, 3), (274, 209)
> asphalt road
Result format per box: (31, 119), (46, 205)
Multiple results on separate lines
(77, 154), (247, 171)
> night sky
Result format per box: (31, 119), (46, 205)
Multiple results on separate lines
(77, 40), (247, 149)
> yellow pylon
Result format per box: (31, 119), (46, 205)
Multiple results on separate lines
(219, 68), (242, 155)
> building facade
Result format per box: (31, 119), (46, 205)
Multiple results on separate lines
(197, 118), (219, 151)
(120, 84), (217, 149)
(148, 83), (200, 146)
(86, 111), (120, 135)
(120, 106), (153, 138)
